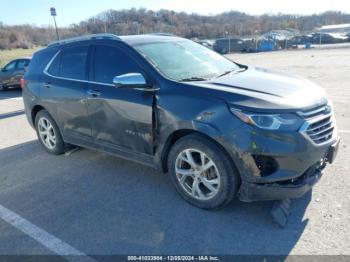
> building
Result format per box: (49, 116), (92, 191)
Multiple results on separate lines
(317, 23), (350, 33)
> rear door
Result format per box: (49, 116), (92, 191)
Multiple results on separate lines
(40, 44), (92, 143)
(86, 43), (154, 155)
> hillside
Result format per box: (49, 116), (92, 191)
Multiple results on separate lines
(1, 9), (350, 49)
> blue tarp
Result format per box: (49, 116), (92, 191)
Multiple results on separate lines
(259, 40), (275, 51)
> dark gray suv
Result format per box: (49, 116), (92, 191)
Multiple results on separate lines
(0, 58), (30, 91)
(22, 34), (340, 209)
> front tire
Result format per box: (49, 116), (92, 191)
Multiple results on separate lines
(35, 110), (66, 155)
(168, 134), (239, 209)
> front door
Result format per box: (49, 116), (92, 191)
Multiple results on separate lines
(86, 44), (154, 155)
(0, 60), (17, 86)
(13, 59), (30, 83)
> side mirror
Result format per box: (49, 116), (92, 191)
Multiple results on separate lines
(1, 68), (7, 72)
(113, 73), (147, 88)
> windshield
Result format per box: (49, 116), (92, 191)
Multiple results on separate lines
(134, 40), (240, 81)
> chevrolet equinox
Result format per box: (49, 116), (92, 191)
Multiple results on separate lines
(22, 34), (340, 209)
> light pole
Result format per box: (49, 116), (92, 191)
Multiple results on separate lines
(50, 7), (59, 40)
(225, 31), (230, 53)
(229, 33), (231, 53)
(133, 21), (140, 35)
(254, 30), (259, 52)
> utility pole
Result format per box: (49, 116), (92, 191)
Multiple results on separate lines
(50, 7), (59, 40)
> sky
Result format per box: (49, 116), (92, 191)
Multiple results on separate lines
(1, 0), (350, 26)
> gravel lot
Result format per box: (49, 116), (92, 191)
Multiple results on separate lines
(0, 47), (349, 257)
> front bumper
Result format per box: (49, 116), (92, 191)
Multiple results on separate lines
(239, 160), (324, 202)
(236, 137), (340, 202)
(217, 116), (340, 202)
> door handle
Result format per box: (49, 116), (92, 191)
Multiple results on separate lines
(43, 82), (51, 88)
(87, 89), (101, 97)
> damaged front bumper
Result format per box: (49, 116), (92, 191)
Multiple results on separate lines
(219, 118), (340, 202)
(238, 138), (340, 202)
(239, 162), (324, 202)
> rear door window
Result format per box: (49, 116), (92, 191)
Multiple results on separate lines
(60, 46), (88, 80)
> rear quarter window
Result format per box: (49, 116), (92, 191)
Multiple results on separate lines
(25, 48), (57, 79)
(47, 52), (61, 76)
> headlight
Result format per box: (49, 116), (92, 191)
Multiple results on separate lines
(230, 108), (303, 131)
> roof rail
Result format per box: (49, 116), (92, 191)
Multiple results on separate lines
(48, 34), (121, 47)
(148, 32), (175, 36)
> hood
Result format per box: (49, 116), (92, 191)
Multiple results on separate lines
(189, 66), (328, 111)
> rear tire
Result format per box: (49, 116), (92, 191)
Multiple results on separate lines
(35, 110), (66, 155)
(167, 134), (239, 209)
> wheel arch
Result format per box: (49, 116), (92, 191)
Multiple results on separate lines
(31, 104), (45, 125)
(159, 128), (240, 183)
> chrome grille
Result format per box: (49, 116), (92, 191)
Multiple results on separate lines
(298, 105), (330, 118)
(306, 115), (334, 144)
(298, 104), (335, 145)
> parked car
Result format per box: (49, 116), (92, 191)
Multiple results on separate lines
(0, 58), (30, 91)
(23, 34), (339, 209)
(290, 35), (313, 45)
(195, 39), (214, 49)
(213, 38), (246, 54)
(310, 33), (349, 44)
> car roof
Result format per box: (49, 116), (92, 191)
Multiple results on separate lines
(119, 34), (185, 46)
(46, 33), (186, 48)
(8, 57), (31, 62)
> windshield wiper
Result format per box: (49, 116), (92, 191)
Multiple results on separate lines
(216, 67), (246, 78)
(178, 77), (208, 82)
(216, 69), (237, 78)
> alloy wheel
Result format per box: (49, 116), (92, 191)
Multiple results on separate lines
(175, 149), (221, 200)
(38, 117), (56, 150)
